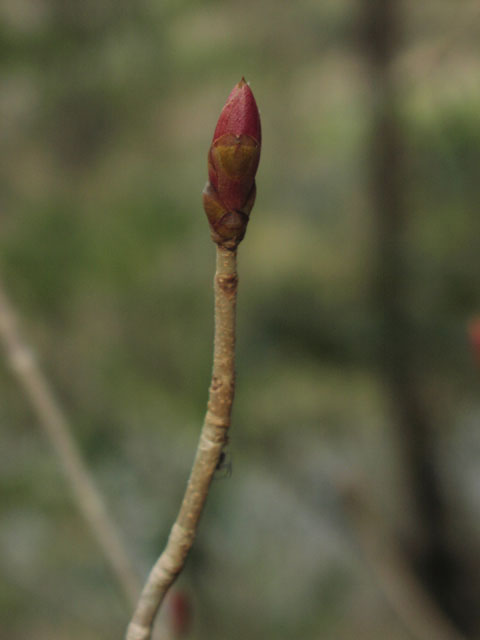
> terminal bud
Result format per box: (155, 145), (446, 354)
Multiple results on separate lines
(203, 78), (261, 249)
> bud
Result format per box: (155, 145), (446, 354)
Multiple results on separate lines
(203, 78), (261, 249)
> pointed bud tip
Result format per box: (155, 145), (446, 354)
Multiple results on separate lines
(213, 78), (261, 144)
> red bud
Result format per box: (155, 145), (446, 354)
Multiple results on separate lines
(203, 78), (261, 249)
(212, 78), (261, 144)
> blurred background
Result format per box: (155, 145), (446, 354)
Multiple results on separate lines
(2, 0), (480, 638)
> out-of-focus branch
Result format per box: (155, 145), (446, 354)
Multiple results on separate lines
(0, 276), (141, 607)
(341, 482), (466, 640)
(360, 0), (474, 630)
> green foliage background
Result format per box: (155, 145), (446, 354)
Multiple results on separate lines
(1, 1), (480, 638)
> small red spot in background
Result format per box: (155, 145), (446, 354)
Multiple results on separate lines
(167, 590), (192, 638)
(468, 317), (480, 367)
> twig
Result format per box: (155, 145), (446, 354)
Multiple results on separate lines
(127, 76), (261, 640)
(126, 246), (237, 640)
(0, 276), (141, 607)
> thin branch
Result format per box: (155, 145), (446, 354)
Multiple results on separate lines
(126, 246), (237, 640)
(0, 276), (141, 607)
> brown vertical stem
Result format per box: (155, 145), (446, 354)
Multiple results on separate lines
(0, 277), (141, 607)
(126, 246), (238, 640)
(361, 0), (473, 631)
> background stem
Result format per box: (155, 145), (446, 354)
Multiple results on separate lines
(361, 0), (473, 631)
(126, 245), (238, 640)
(0, 276), (141, 607)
